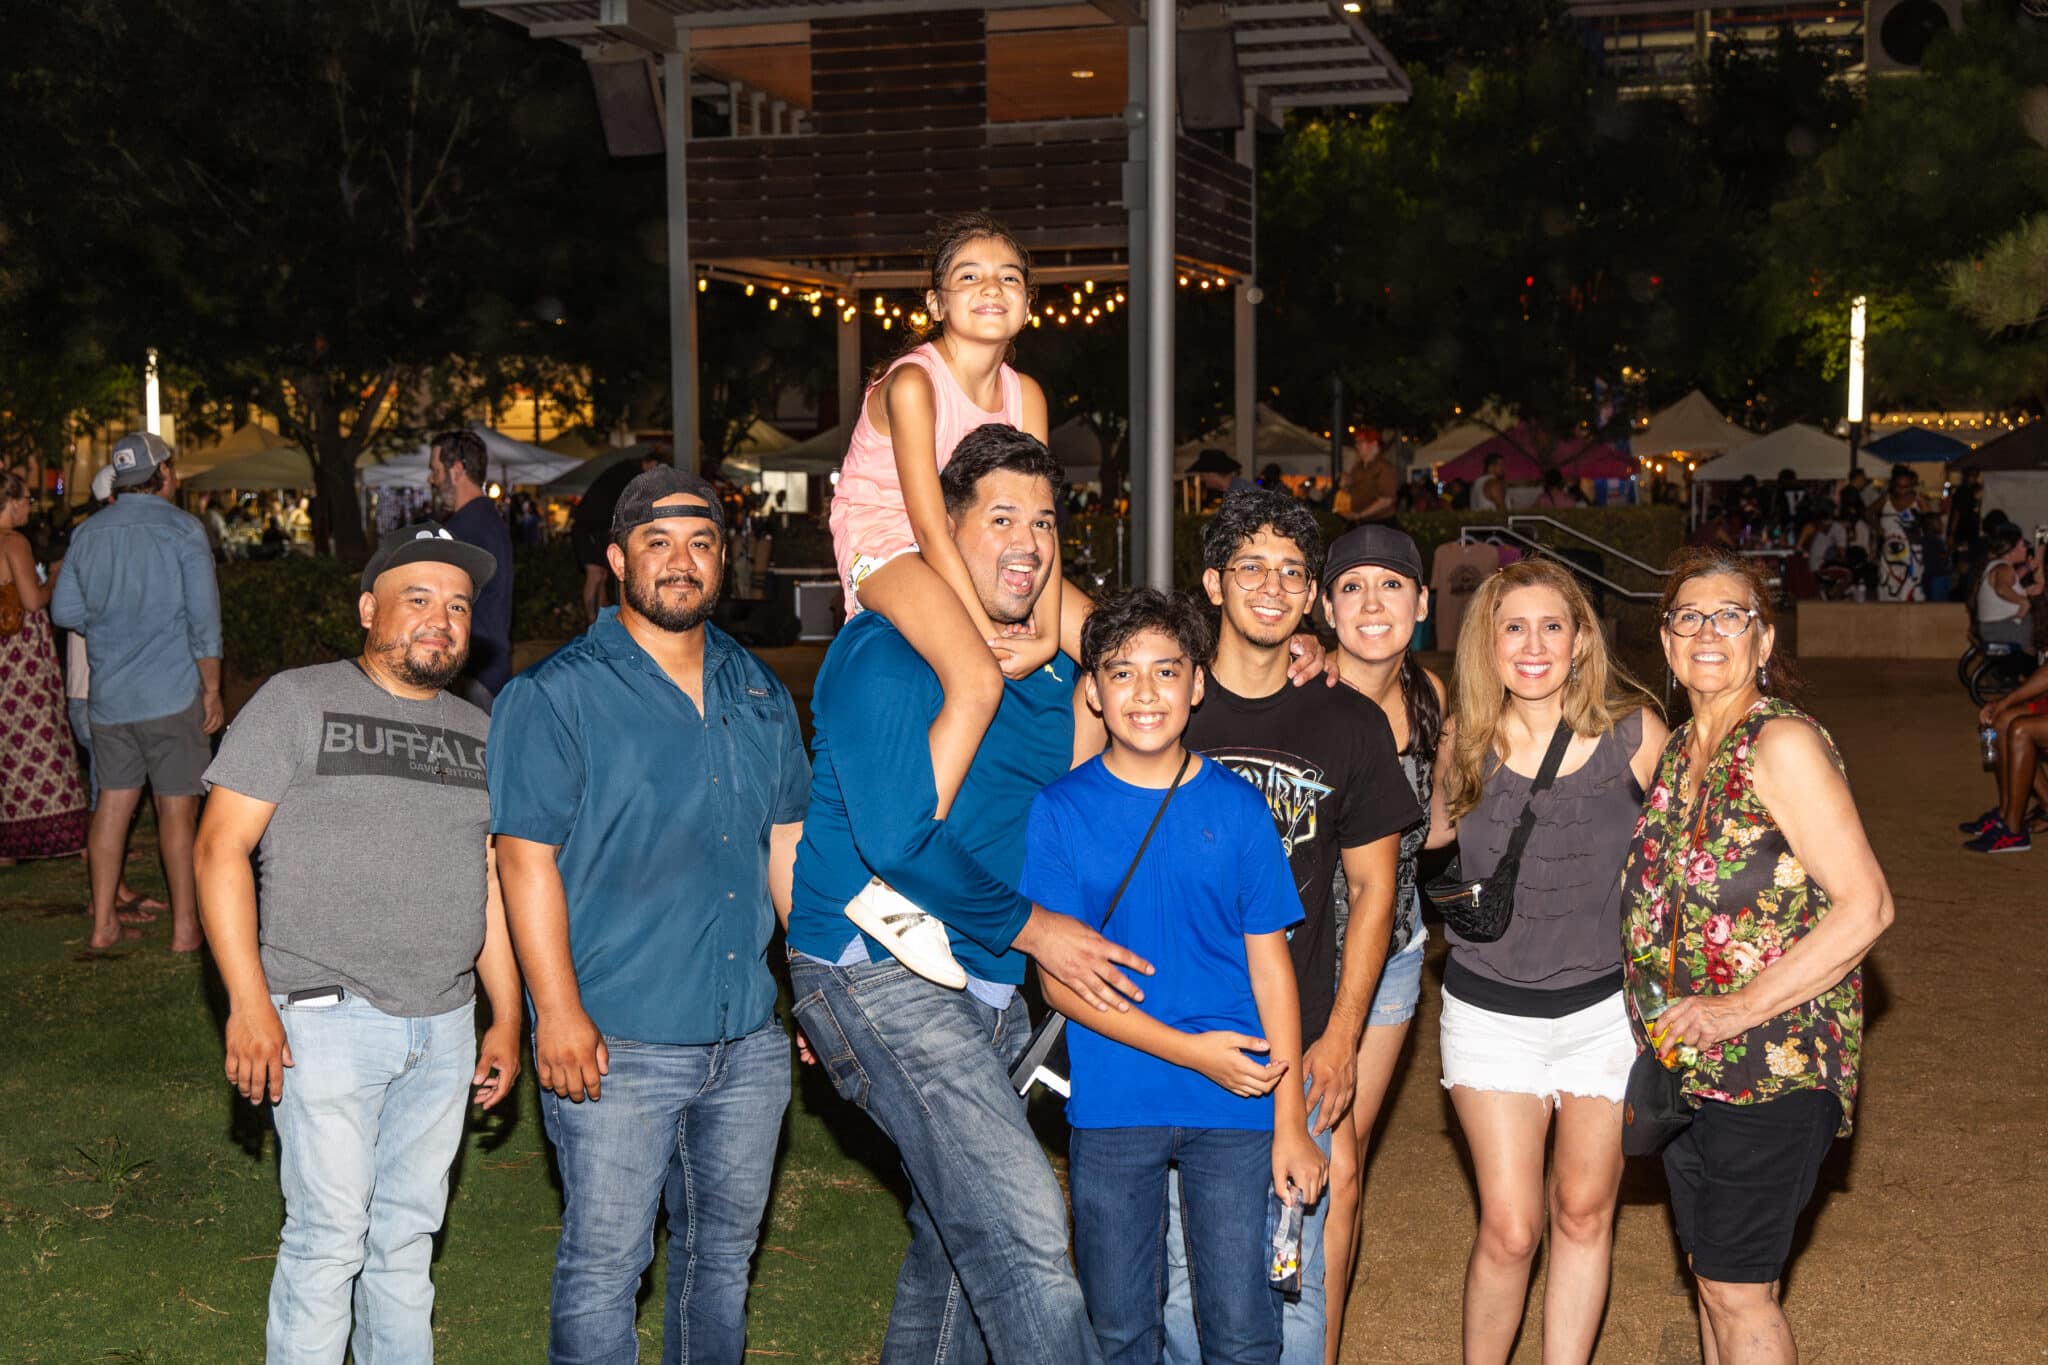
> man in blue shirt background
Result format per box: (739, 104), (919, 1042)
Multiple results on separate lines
(785, 424), (1149, 1365)
(427, 429), (513, 707)
(51, 431), (221, 954)
(489, 467), (809, 1364)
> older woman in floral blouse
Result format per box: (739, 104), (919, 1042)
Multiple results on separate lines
(1622, 546), (1893, 1365)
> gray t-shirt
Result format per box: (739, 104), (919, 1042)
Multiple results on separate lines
(202, 659), (491, 1017)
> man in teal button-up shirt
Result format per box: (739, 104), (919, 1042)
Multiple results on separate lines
(488, 468), (808, 1363)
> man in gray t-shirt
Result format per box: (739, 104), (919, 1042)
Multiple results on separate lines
(194, 521), (523, 1362)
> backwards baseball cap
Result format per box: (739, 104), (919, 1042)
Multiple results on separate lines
(1321, 522), (1425, 593)
(611, 467), (723, 540)
(359, 520), (498, 594)
(109, 432), (176, 489)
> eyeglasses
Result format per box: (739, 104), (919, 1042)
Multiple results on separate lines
(1664, 607), (1758, 638)
(1228, 561), (1311, 594)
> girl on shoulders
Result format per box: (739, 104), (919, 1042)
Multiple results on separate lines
(830, 213), (1091, 982)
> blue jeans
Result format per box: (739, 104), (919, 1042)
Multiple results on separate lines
(1070, 1126), (1279, 1365)
(789, 955), (1102, 1365)
(542, 1019), (790, 1365)
(267, 992), (476, 1365)
(1164, 1084), (1331, 1365)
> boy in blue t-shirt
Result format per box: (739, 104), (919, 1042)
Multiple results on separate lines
(1022, 587), (1326, 1364)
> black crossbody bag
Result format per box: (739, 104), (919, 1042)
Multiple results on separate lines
(1421, 720), (1573, 943)
(1010, 751), (1192, 1099)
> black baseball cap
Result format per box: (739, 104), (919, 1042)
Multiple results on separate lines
(1321, 523), (1425, 593)
(359, 520), (498, 593)
(611, 467), (723, 540)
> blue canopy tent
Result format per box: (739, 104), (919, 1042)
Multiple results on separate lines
(1865, 426), (1973, 463)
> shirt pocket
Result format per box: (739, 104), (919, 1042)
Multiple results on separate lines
(722, 701), (792, 808)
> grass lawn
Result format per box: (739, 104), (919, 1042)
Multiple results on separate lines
(0, 811), (941, 1363)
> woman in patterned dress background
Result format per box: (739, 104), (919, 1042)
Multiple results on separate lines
(0, 469), (90, 862)
(1623, 546), (1894, 1365)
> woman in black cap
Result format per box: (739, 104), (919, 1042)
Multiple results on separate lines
(1316, 522), (1441, 1365)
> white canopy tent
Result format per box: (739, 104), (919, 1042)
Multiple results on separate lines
(1417, 403), (1519, 462)
(183, 446), (380, 492)
(1174, 404), (1333, 477)
(1984, 473), (2048, 538)
(176, 422), (305, 479)
(724, 422), (846, 476)
(358, 424), (582, 490)
(1692, 424), (1892, 482)
(1633, 390), (1755, 459)
(715, 420), (810, 478)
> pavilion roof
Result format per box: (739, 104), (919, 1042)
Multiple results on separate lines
(464, 0), (1409, 119)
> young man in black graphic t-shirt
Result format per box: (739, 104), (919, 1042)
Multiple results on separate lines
(1165, 489), (1421, 1365)
(195, 522), (523, 1361)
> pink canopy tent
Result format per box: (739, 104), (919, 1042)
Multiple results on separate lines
(1433, 424), (1636, 481)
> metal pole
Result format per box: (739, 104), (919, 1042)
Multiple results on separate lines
(1846, 294), (1867, 482)
(1124, 26), (1150, 580)
(838, 290), (862, 448)
(1331, 375), (1344, 485)
(144, 348), (161, 436)
(1143, 0), (1176, 589)
(664, 40), (699, 474)
(1234, 109), (1256, 477)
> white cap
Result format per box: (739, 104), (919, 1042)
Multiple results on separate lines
(90, 465), (117, 502)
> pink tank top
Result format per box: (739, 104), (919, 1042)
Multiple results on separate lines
(833, 342), (1023, 519)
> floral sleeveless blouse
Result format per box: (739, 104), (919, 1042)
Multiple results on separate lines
(1621, 697), (1862, 1137)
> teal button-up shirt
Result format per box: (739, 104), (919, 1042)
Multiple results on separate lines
(486, 610), (810, 1045)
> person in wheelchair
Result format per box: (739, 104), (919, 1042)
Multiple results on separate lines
(1974, 525), (2042, 651)
(1962, 661), (2048, 855)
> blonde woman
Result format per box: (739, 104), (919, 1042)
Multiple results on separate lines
(1426, 558), (1666, 1364)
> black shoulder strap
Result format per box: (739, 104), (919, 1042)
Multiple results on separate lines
(1501, 720), (1574, 865)
(1099, 749), (1193, 934)
(1529, 718), (1575, 795)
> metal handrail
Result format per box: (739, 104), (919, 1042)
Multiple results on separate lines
(1505, 515), (1667, 577)
(1458, 525), (1662, 601)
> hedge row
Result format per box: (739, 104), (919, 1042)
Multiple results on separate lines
(218, 543), (589, 674)
(219, 507), (1686, 675)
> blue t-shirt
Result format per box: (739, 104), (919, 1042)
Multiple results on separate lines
(1021, 755), (1303, 1131)
(787, 611), (1075, 986)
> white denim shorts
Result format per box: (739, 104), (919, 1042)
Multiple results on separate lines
(1438, 985), (1633, 1106)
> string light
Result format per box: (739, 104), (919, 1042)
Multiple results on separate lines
(692, 272), (1145, 329)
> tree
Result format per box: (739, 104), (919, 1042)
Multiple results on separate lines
(1256, 41), (1752, 459)
(3, 0), (626, 558)
(1764, 9), (2048, 412)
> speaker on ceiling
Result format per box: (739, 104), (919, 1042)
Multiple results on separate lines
(1865, 0), (1968, 74)
(1178, 27), (1245, 133)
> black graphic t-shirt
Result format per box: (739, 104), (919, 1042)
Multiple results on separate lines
(1185, 677), (1421, 1042)
(203, 660), (491, 1017)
